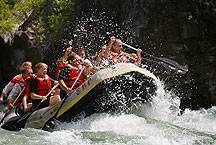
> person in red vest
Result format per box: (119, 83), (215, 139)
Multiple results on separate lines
(58, 53), (93, 99)
(7, 66), (33, 110)
(55, 57), (67, 80)
(63, 47), (72, 63)
(29, 62), (61, 110)
(103, 36), (142, 65)
(22, 84), (32, 112)
(22, 74), (35, 112)
(0, 61), (32, 104)
(76, 48), (98, 76)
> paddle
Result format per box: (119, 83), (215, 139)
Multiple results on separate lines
(0, 87), (26, 124)
(42, 66), (86, 130)
(116, 40), (188, 74)
(1, 83), (59, 131)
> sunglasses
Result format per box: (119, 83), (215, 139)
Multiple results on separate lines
(27, 72), (33, 75)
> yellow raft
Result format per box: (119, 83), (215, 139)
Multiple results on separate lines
(1, 63), (159, 131)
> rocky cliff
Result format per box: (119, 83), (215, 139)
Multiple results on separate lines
(0, 0), (215, 111)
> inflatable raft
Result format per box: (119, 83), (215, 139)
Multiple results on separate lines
(1, 63), (158, 131)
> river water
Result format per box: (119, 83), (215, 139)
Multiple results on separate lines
(0, 79), (216, 145)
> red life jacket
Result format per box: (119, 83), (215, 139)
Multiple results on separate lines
(14, 75), (33, 107)
(24, 75), (33, 85)
(65, 64), (86, 90)
(11, 76), (25, 88)
(23, 85), (32, 102)
(55, 63), (67, 77)
(110, 50), (135, 64)
(23, 75), (34, 102)
(34, 74), (52, 96)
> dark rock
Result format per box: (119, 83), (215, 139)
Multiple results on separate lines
(1, 0), (216, 112)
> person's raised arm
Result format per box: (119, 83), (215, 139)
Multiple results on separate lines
(103, 36), (116, 59)
(95, 45), (107, 65)
(134, 48), (142, 65)
(63, 47), (72, 62)
(83, 59), (96, 77)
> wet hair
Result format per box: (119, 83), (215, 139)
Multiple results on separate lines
(19, 61), (32, 72)
(35, 62), (48, 73)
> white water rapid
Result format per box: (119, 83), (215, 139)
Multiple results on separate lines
(0, 78), (216, 145)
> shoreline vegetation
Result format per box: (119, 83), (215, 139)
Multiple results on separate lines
(0, 0), (75, 41)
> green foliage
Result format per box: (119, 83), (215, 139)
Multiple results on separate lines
(38, 0), (75, 39)
(0, 0), (17, 33)
(0, 0), (47, 33)
(0, 0), (75, 41)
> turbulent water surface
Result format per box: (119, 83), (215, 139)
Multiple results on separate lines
(0, 80), (216, 145)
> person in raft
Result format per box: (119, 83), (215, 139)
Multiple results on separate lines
(29, 62), (61, 110)
(7, 66), (33, 110)
(95, 45), (109, 67)
(102, 36), (142, 65)
(58, 53), (94, 99)
(0, 61), (32, 104)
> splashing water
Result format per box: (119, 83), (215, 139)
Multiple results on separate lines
(60, 10), (136, 65)
(1, 12), (216, 145)
(1, 77), (216, 145)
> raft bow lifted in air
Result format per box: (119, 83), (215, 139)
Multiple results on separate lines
(1, 63), (158, 131)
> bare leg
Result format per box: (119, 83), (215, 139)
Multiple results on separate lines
(7, 99), (14, 110)
(49, 95), (61, 106)
(26, 103), (32, 112)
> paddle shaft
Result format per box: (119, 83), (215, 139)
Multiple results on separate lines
(116, 40), (156, 58)
(116, 40), (188, 74)
(14, 83), (59, 129)
(12, 87), (26, 106)
(0, 86), (26, 124)
(32, 83), (59, 110)
(70, 66), (85, 90)
(43, 66), (86, 130)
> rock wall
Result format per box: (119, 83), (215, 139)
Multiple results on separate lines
(0, 0), (57, 92)
(74, 0), (216, 110)
(0, 0), (215, 111)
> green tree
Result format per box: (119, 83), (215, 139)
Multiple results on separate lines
(38, 0), (75, 39)
(0, 0), (75, 41)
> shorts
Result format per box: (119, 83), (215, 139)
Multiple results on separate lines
(32, 96), (50, 110)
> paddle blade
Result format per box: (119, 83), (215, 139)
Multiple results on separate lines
(158, 57), (188, 74)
